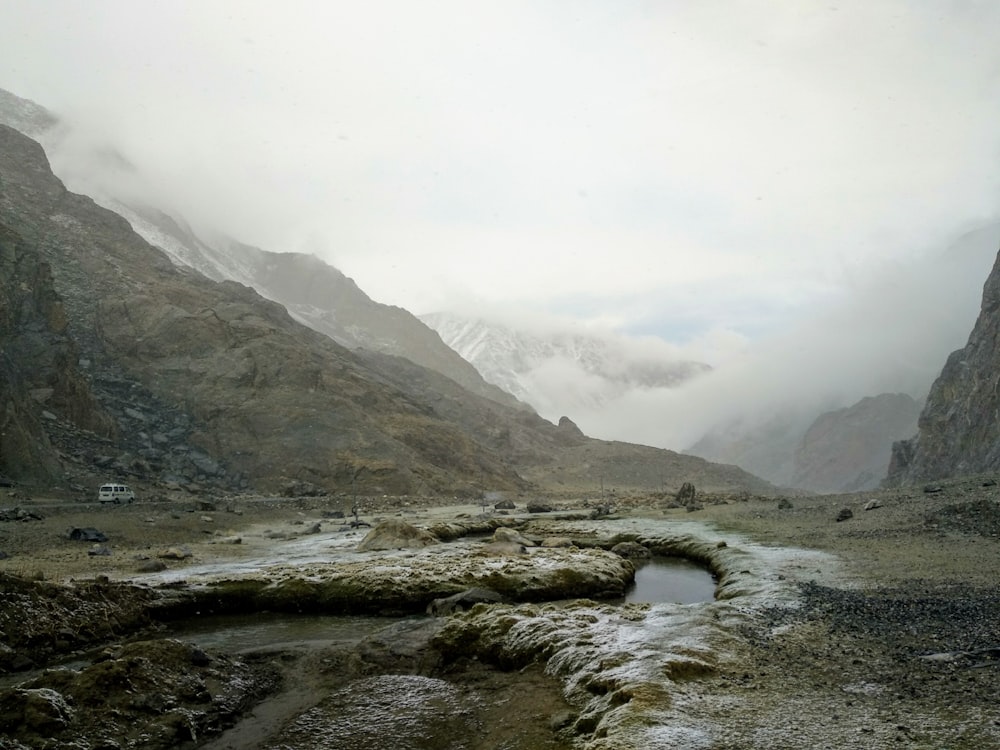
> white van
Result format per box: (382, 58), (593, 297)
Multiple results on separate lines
(98, 483), (135, 504)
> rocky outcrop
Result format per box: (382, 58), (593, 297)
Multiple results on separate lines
(792, 393), (921, 493)
(889, 249), (1000, 484)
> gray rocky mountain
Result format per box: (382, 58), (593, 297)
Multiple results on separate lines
(889, 248), (1000, 483)
(792, 393), (921, 493)
(0, 122), (775, 498)
(0, 86), (524, 413)
(421, 311), (711, 419)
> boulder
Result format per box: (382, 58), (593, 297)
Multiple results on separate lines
(863, 498), (883, 511)
(494, 499), (516, 510)
(836, 508), (854, 522)
(676, 482), (697, 503)
(357, 519), (439, 551)
(492, 527), (535, 547)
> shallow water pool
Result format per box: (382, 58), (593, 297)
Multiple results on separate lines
(622, 556), (716, 604)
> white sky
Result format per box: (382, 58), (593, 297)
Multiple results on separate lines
(2, 1), (999, 364)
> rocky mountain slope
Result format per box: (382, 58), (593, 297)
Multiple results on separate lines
(0, 221), (113, 484)
(889, 248), (1000, 483)
(0, 123), (774, 498)
(791, 393), (921, 493)
(421, 311), (710, 418)
(0, 86), (523, 413)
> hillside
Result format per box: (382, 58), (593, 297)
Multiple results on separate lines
(0, 86), (525, 413)
(0, 123), (775, 498)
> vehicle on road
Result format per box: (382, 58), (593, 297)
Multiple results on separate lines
(98, 483), (135, 504)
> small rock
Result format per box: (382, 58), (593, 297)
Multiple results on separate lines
(87, 545), (112, 557)
(923, 485), (944, 494)
(159, 546), (192, 560)
(136, 559), (167, 573)
(200, 515), (213, 523)
(836, 508), (854, 522)
(494, 499), (516, 510)
(863, 499), (882, 511)
(777, 498), (793, 510)
(67, 527), (108, 542)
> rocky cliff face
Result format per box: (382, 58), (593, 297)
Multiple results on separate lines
(889, 249), (1000, 484)
(0, 124), (776, 498)
(0, 221), (113, 484)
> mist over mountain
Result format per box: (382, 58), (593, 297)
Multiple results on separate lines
(0, 97), (775, 497)
(418, 222), (997, 490)
(0, 87), (524, 413)
(678, 223), (999, 487)
(421, 311), (710, 421)
(3, 84), (998, 494)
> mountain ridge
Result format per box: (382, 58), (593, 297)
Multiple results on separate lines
(0, 120), (776, 498)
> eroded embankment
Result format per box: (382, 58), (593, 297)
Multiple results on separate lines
(0, 512), (838, 749)
(425, 516), (841, 748)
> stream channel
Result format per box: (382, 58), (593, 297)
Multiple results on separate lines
(169, 556), (716, 750)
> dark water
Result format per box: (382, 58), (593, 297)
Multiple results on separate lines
(167, 611), (403, 652)
(622, 556), (716, 604)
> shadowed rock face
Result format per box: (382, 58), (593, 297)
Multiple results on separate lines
(0, 222), (114, 484)
(889, 249), (1000, 484)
